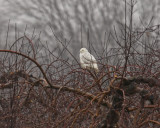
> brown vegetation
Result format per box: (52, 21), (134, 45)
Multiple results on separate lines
(0, 0), (160, 128)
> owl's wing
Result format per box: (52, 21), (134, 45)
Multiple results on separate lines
(81, 52), (97, 64)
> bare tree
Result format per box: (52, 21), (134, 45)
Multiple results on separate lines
(0, 0), (160, 128)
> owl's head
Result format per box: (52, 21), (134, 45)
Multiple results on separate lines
(80, 48), (88, 53)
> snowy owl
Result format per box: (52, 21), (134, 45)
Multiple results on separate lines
(80, 48), (99, 72)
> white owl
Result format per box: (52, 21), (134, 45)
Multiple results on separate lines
(79, 48), (99, 72)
